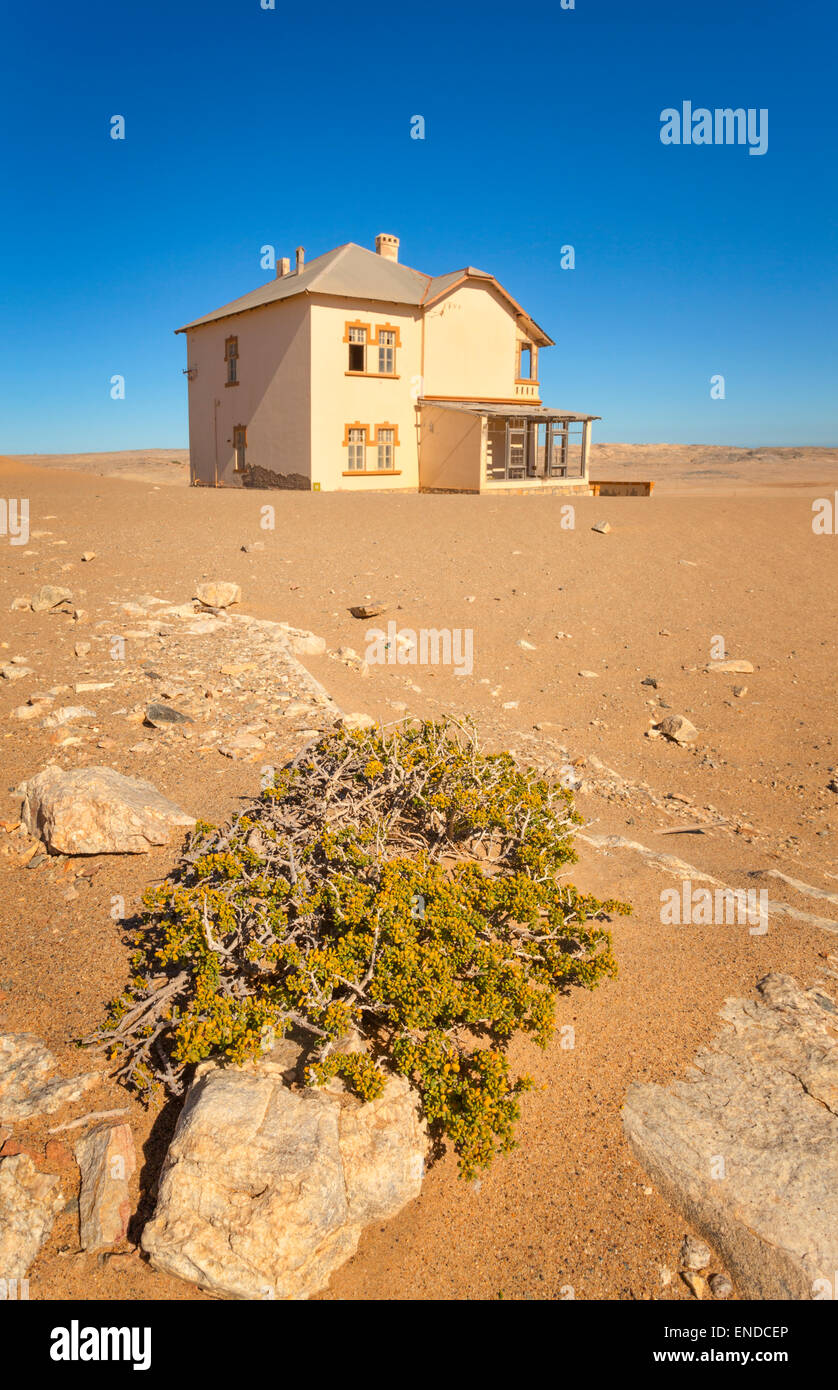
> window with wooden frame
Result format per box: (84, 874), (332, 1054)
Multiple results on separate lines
(344, 321), (401, 376)
(377, 329), (396, 375)
(225, 336), (239, 385)
(375, 423), (398, 471)
(233, 424), (247, 472)
(345, 424), (368, 471)
(516, 340), (536, 382)
(347, 326), (368, 373)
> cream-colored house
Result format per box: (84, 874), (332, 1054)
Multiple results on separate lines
(177, 234), (598, 493)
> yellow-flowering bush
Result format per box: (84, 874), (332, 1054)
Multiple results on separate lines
(94, 720), (627, 1177)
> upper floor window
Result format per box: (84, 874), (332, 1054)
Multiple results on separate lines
(378, 330), (396, 375)
(348, 327), (367, 373)
(225, 336), (239, 385)
(517, 342), (533, 381)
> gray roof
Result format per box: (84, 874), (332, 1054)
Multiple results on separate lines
(176, 244), (553, 343)
(177, 244), (430, 332)
(419, 399), (599, 422)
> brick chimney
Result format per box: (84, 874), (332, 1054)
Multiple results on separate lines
(295, 246), (305, 273)
(375, 233), (399, 263)
(276, 256), (291, 279)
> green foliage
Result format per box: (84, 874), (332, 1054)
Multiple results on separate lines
(96, 720), (627, 1177)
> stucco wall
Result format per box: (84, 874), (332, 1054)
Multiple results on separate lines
(422, 281), (538, 404)
(308, 295), (422, 491)
(418, 404), (483, 492)
(183, 297), (310, 487)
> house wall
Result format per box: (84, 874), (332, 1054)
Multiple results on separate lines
(308, 295), (422, 491)
(183, 298), (311, 487)
(418, 405), (483, 492)
(422, 281), (540, 404)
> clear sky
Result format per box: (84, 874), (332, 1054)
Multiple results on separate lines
(1, 0), (835, 452)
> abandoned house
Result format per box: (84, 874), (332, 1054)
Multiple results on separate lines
(176, 234), (599, 493)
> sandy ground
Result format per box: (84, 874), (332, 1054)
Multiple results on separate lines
(1, 447), (837, 1302)
(7, 442), (838, 493)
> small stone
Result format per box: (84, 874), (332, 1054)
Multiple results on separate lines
(339, 713), (376, 732)
(194, 581), (241, 609)
(349, 602), (386, 619)
(681, 1270), (709, 1299)
(41, 705), (95, 730)
(11, 705), (41, 722)
(145, 703), (194, 727)
(578, 670), (599, 679)
(680, 1234), (712, 1270)
(733, 686), (747, 698)
(288, 632), (326, 658)
(73, 642), (92, 658)
(641, 676), (658, 688)
(1, 664), (33, 682)
(30, 585), (73, 613)
(705, 660), (754, 675)
(516, 639), (537, 651)
(655, 714), (698, 744)
(709, 1272), (734, 1300)
(240, 542), (265, 553)
(80, 552), (96, 563)
(591, 521), (611, 534)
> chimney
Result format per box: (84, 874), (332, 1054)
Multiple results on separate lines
(295, 246), (305, 273)
(375, 233), (399, 263)
(276, 256), (291, 279)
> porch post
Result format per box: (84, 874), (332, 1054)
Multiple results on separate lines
(581, 419), (592, 483)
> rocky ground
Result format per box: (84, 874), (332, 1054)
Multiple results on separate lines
(1, 449), (837, 1301)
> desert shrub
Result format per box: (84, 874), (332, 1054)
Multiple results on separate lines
(91, 719), (627, 1177)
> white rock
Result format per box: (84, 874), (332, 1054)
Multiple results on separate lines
(142, 1062), (424, 1300)
(0, 1034), (99, 1121)
(20, 764), (195, 855)
(704, 660), (754, 674)
(195, 582), (241, 609)
(0, 1154), (64, 1279)
(41, 705), (95, 729)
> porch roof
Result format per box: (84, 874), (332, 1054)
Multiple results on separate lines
(418, 399), (600, 422)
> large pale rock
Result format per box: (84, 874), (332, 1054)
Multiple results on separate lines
(20, 764), (195, 854)
(142, 1061), (425, 1300)
(30, 585), (72, 613)
(0, 1034), (99, 1121)
(623, 974), (838, 1300)
(75, 1123), (136, 1252)
(0, 1154), (64, 1278)
(195, 581), (241, 609)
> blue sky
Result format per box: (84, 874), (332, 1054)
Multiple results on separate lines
(1, 0), (835, 451)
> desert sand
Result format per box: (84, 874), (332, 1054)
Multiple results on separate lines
(1, 446), (837, 1301)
